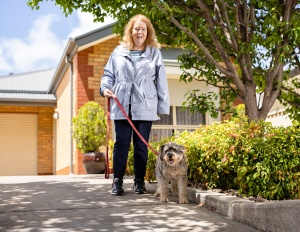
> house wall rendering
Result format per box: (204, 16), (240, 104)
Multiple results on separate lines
(55, 68), (73, 175)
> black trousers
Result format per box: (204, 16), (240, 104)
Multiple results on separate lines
(113, 119), (152, 180)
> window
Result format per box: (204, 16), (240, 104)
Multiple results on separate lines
(176, 107), (205, 125)
(150, 106), (205, 142)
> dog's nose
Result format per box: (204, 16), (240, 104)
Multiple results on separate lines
(168, 154), (173, 159)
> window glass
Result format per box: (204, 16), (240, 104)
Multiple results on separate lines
(176, 107), (205, 125)
(149, 106), (206, 142)
(153, 107), (173, 125)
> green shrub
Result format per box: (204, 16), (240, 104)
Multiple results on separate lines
(178, 119), (300, 200)
(111, 107), (300, 200)
(234, 122), (300, 200)
(72, 101), (106, 153)
(175, 121), (241, 190)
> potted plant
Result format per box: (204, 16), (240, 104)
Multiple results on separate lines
(72, 101), (107, 174)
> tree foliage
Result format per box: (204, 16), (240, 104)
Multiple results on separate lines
(28, 0), (300, 122)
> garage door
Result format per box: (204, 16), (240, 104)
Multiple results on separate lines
(0, 113), (38, 176)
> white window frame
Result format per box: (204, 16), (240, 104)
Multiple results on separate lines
(151, 106), (206, 141)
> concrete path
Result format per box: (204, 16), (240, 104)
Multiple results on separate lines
(0, 175), (258, 232)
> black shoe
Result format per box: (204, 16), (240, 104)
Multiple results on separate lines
(111, 178), (124, 195)
(133, 179), (147, 194)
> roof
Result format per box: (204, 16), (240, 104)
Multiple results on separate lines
(0, 69), (55, 93)
(0, 69), (56, 106)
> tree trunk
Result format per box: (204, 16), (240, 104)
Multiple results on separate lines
(243, 85), (260, 122)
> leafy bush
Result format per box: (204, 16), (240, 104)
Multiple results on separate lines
(72, 101), (106, 153)
(177, 119), (300, 200)
(175, 121), (241, 190)
(234, 122), (300, 200)
(115, 105), (300, 200)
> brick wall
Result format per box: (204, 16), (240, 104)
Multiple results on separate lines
(92, 37), (121, 141)
(93, 37), (121, 108)
(74, 49), (95, 174)
(0, 105), (54, 175)
(71, 36), (121, 174)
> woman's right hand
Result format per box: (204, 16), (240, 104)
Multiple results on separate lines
(103, 89), (114, 98)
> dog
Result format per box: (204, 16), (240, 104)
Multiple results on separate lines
(154, 142), (189, 204)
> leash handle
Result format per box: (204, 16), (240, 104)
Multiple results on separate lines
(111, 95), (159, 156)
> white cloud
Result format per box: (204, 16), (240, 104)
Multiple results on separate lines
(0, 14), (64, 75)
(60, 12), (115, 57)
(0, 47), (12, 74)
(68, 11), (115, 38)
(0, 10), (115, 76)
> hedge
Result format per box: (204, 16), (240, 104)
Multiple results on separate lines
(123, 116), (299, 200)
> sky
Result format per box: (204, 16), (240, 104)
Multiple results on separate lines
(0, 0), (115, 77)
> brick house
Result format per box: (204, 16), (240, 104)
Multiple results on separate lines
(0, 23), (220, 176)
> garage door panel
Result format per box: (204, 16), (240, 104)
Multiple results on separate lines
(0, 113), (38, 176)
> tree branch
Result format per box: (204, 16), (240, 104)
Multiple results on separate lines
(153, 0), (239, 79)
(168, 0), (201, 16)
(194, 0), (245, 93)
(219, 0), (239, 51)
(182, 66), (243, 99)
(249, 4), (256, 41)
(213, 1), (234, 48)
(281, 85), (300, 98)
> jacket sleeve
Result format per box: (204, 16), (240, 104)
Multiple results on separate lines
(99, 51), (116, 97)
(156, 49), (170, 115)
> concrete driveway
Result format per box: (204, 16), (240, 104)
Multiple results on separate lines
(0, 175), (258, 232)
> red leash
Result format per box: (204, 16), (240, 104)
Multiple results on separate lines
(104, 95), (159, 179)
(104, 97), (111, 179)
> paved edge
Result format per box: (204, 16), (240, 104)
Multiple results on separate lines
(186, 188), (300, 232)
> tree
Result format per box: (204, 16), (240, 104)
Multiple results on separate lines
(28, 0), (300, 122)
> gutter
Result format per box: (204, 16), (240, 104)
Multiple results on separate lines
(0, 99), (56, 107)
(66, 55), (74, 175)
(47, 38), (78, 94)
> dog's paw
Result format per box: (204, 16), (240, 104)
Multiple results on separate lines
(154, 192), (160, 197)
(179, 197), (189, 204)
(160, 197), (169, 202)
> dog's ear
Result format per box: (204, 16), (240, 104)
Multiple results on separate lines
(158, 144), (165, 161)
(179, 144), (185, 154)
(174, 143), (185, 154)
(159, 144), (165, 153)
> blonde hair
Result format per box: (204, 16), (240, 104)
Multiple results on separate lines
(121, 14), (161, 50)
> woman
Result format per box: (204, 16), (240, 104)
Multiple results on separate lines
(100, 14), (170, 195)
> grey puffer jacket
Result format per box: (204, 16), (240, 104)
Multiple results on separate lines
(100, 45), (170, 121)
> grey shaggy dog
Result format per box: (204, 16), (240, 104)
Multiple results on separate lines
(154, 142), (189, 204)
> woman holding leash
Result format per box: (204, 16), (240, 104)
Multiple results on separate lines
(100, 14), (170, 195)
